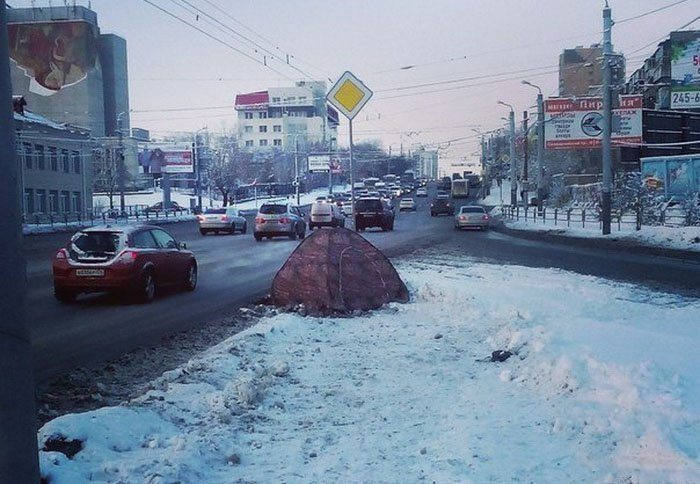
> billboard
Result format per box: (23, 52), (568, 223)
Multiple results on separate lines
(138, 145), (194, 174)
(544, 95), (642, 150)
(641, 155), (700, 198)
(7, 21), (97, 96)
(670, 36), (700, 109)
(308, 154), (330, 173)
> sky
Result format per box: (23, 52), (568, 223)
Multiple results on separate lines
(7, 0), (700, 172)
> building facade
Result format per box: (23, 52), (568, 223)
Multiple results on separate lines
(415, 149), (439, 180)
(559, 44), (625, 97)
(7, 5), (130, 137)
(14, 98), (94, 221)
(234, 81), (338, 152)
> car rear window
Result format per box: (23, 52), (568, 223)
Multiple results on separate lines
(205, 208), (226, 214)
(260, 204), (287, 215)
(356, 199), (383, 212)
(71, 231), (124, 255)
(461, 207), (485, 213)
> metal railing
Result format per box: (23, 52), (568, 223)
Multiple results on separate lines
(22, 208), (194, 231)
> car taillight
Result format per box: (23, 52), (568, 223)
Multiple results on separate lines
(221, 216), (229, 221)
(255, 217), (265, 224)
(55, 248), (68, 260)
(197, 215), (204, 222)
(116, 250), (138, 264)
(279, 217), (291, 224)
(482, 214), (489, 221)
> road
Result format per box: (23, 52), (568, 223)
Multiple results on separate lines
(24, 186), (700, 381)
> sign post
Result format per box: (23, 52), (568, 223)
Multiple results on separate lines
(326, 71), (373, 229)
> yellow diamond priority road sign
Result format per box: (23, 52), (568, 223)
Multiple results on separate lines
(327, 71), (373, 120)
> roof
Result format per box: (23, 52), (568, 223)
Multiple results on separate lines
(14, 109), (91, 136)
(234, 90), (269, 109)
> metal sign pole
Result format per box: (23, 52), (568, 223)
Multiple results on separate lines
(349, 118), (355, 229)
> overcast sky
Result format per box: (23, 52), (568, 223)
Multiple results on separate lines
(9, 0), (700, 168)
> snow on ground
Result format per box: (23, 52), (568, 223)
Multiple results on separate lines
(38, 251), (700, 483)
(502, 218), (700, 252)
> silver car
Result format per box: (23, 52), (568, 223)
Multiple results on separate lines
(198, 207), (247, 235)
(454, 205), (490, 230)
(254, 203), (307, 241)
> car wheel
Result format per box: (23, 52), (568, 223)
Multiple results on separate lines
(137, 271), (156, 304)
(289, 228), (297, 240)
(184, 262), (197, 291)
(241, 222), (247, 234)
(199, 229), (207, 236)
(254, 234), (262, 242)
(54, 288), (76, 304)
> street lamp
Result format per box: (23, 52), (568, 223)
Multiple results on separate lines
(497, 101), (517, 206)
(522, 80), (545, 210)
(194, 127), (207, 212)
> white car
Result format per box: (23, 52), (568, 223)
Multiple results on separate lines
(309, 201), (345, 229)
(416, 188), (428, 197)
(399, 198), (417, 211)
(454, 205), (489, 230)
(340, 200), (353, 216)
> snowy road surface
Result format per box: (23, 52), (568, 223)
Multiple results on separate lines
(39, 250), (700, 483)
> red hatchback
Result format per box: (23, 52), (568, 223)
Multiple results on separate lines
(52, 225), (198, 303)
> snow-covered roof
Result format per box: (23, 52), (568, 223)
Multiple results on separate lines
(14, 110), (90, 136)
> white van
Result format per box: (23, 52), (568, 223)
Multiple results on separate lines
(310, 201), (345, 229)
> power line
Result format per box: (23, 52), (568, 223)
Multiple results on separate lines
(627, 15), (700, 55)
(616, 0), (692, 24)
(140, 0), (293, 80)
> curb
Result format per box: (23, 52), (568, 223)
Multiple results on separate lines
(492, 222), (700, 262)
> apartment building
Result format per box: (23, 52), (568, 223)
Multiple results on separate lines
(234, 81), (339, 151)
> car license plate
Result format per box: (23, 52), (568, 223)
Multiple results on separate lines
(76, 268), (105, 277)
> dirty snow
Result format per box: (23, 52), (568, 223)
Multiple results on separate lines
(38, 251), (700, 483)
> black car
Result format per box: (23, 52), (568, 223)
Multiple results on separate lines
(355, 198), (395, 231)
(430, 198), (454, 216)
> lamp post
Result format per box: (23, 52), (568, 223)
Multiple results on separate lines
(521, 80), (545, 211)
(116, 111), (126, 215)
(194, 127), (207, 212)
(498, 101), (517, 206)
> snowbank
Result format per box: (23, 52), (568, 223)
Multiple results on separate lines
(38, 251), (700, 482)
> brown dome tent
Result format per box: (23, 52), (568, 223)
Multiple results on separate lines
(271, 227), (409, 315)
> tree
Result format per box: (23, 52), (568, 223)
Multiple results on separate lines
(93, 147), (119, 210)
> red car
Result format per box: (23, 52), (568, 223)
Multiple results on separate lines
(52, 225), (197, 303)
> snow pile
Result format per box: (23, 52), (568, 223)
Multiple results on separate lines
(39, 251), (700, 482)
(504, 217), (700, 252)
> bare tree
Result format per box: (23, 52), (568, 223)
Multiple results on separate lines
(93, 147), (119, 210)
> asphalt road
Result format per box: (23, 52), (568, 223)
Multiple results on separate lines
(24, 187), (700, 381)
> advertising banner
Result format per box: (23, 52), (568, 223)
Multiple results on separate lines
(544, 95), (643, 150)
(670, 36), (700, 109)
(138, 145), (193, 174)
(307, 154), (330, 173)
(7, 21), (97, 96)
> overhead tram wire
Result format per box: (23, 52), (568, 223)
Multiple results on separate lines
(616, 0), (691, 24)
(140, 0), (293, 80)
(173, 0), (317, 80)
(628, 15), (700, 56)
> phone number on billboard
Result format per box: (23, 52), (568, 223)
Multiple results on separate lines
(671, 90), (700, 108)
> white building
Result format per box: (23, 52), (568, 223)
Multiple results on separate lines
(234, 81), (338, 152)
(416, 149), (439, 180)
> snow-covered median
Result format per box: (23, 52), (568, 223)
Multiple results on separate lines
(39, 251), (700, 482)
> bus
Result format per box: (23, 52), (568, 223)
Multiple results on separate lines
(451, 179), (469, 198)
(363, 177), (380, 188)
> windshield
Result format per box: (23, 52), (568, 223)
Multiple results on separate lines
(355, 199), (383, 212)
(259, 204), (287, 215)
(204, 208), (226, 214)
(461, 207), (485, 213)
(70, 231), (124, 258)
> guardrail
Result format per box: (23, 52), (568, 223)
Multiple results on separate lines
(22, 208), (194, 232)
(498, 204), (695, 230)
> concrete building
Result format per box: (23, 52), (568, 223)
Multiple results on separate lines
(559, 44), (625, 97)
(626, 30), (700, 111)
(234, 81), (339, 152)
(7, 5), (130, 137)
(14, 97), (94, 221)
(415, 149), (439, 180)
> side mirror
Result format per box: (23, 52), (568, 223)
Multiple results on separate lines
(179, 242), (187, 250)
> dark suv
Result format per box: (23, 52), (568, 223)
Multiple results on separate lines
(430, 198), (454, 216)
(355, 198), (395, 231)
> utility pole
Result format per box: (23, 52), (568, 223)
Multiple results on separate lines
(499, 101), (518, 206)
(349, 119), (356, 228)
(601, 1), (613, 235)
(195, 130), (203, 211)
(294, 136), (300, 206)
(522, 110), (529, 207)
(0, 1), (40, 481)
(117, 112), (126, 215)
(536, 91), (545, 212)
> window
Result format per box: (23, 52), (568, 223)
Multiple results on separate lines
(72, 151), (81, 173)
(299, 96), (307, 101)
(23, 143), (33, 169)
(35, 145), (45, 169)
(259, 125), (267, 133)
(271, 97), (281, 103)
(49, 190), (59, 213)
(24, 189), (34, 214)
(258, 112), (267, 119)
(273, 139), (282, 146)
(50, 148), (58, 171)
(286, 96), (296, 102)
(259, 139), (268, 146)
(244, 112), (253, 119)
(131, 230), (159, 249)
(259, 204), (287, 215)
(244, 125), (253, 133)
(273, 125), (282, 132)
(36, 190), (47, 213)
(245, 140), (254, 147)
(61, 149), (70, 173)
(60, 190), (70, 212)
(151, 229), (178, 249)
(72, 192), (82, 212)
